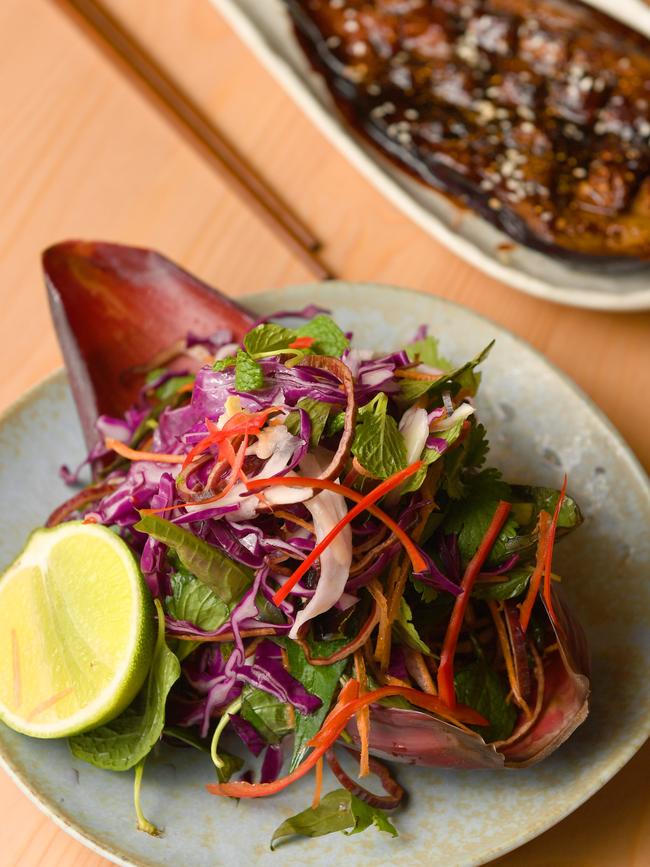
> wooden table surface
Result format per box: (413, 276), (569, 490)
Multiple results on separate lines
(0, 0), (648, 864)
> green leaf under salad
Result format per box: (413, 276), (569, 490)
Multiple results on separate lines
(69, 601), (181, 771)
(270, 789), (398, 849)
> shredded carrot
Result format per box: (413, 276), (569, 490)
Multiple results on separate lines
(11, 630), (21, 710)
(207, 680), (485, 800)
(183, 407), (281, 470)
(176, 381), (195, 395)
(82, 516), (98, 524)
(437, 500), (512, 709)
(353, 651), (370, 778)
(488, 601), (530, 717)
(247, 462), (425, 607)
(26, 687), (74, 722)
(385, 675), (412, 688)
(367, 579), (389, 665)
(312, 757), (324, 808)
(105, 438), (185, 465)
(519, 510), (551, 632)
(394, 368), (443, 382)
(543, 475), (567, 624)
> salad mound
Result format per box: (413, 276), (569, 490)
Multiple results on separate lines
(44, 308), (588, 843)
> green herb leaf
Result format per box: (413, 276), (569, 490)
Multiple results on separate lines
(239, 684), (294, 744)
(244, 323), (297, 356)
(69, 602), (181, 771)
(392, 597), (431, 654)
(234, 350), (265, 391)
(351, 393), (407, 479)
(471, 567), (532, 601)
(166, 569), (230, 630)
(454, 655), (517, 743)
(212, 356), (236, 372)
(285, 397), (331, 446)
(443, 468), (518, 565)
(503, 485), (583, 561)
(135, 515), (253, 605)
(281, 636), (348, 771)
(406, 335), (453, 370)
(324, 410), (346, 438)
(151, 375), (194, 402)
(296, 315), (349, 357)
(270, 789), (397, 849)
(400, 341), (494, 404)
(443, 423), (490, 500)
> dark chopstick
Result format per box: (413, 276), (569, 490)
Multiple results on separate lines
(52, 0), (334, 279)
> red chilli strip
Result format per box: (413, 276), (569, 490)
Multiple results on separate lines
(519, 510), (551, 633)
(246, 462), (425, 607)
(437, 500), (512, 709)
(289, 336), (315, 349)
(543, 474), (568, 625)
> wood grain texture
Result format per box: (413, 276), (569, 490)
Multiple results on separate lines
(0, 0), (648, 865)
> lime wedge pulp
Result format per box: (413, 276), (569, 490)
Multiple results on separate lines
(0, 522), (154, 738)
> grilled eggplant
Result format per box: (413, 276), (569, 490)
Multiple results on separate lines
(285, 0), (650, 266)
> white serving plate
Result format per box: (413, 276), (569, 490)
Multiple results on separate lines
(213, 0), (650, 310)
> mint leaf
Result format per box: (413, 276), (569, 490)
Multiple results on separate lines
(212, 356), (236, 372)
(270, 789), (397, 849)
(285, 397), (331, 446)
(244, 323), (296, 356)
(240, 684), (294, 744)
(135, 515), (253, 604)
(234, 350), (264, 391)
(392, 597), (430, 654)
(69, 602), (180, 771)
(281, 636), (348, 771)
(352, 393), (407, 479)
(296, 315), (349, 357)
(454, 656), (517, 742)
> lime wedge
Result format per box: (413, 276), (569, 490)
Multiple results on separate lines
(0, 522), (154, 738)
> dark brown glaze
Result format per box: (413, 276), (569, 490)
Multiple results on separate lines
(285, 0), (650, 266)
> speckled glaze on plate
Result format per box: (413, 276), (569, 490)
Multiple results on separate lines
(1, 283), (649, 867)
(213, 0), (650, 311)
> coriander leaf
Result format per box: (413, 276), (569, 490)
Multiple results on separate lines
(281, 636), (348, 771)
(352, 393), (407, 479)
(212, 356), (236, 372)
(235, 350), (264, 391)
(412, 577), (439, 604)
(503, 485), (583, 561)
(442, 422), (490, 500)
(244, 323), (297, 356)
(285, 397), (331, 446)
(406, 335), (452, 370)
(296, 314), (349, 357)
(471, 567), (532, 601)
(392, 597), (431, 654)
(135, 515), (253, 604)
(443, 468), (518, 565)
(454, 656), (517, 743)
(240, 684), (294, 744)
(69, 601), (180, 771)
(270, 789), (397, 849)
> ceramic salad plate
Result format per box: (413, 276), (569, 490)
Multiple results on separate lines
(1, 283), (649, 867)
(212, 0), (650, 311)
